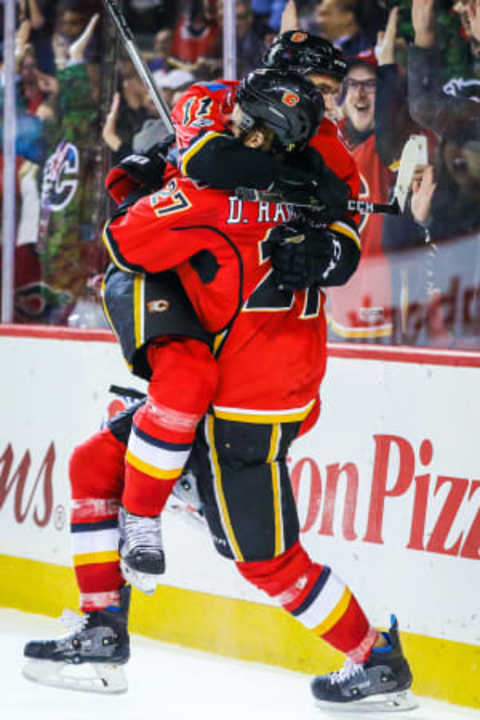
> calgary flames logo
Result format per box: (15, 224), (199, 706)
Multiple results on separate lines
(282, 91), (300, 107)
(290, 31), (307, 43)
(147, 299), (170, 313)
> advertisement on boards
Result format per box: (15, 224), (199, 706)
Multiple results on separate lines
(0, 333), (479, 646)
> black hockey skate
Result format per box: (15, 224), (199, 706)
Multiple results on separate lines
(22, 585), (131, 694)
(119, 506), (165, 594)
(311, 616), (418, 712)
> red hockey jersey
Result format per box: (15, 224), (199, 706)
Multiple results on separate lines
(104, 177), (328, 421)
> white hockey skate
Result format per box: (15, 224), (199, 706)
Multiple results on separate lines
(119, 506), (165, 594)
(22, 586), (130, 694)
(167, 469), (206, 529)
(311, 616), (418, 713)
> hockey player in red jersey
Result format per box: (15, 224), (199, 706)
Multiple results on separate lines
(104, 68), (413, 713)
(21, 67), (342, 685)
(23, 69), (415, 711)
(100, 69), (361, 589)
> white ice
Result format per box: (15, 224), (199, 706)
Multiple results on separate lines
(2, 608), (479, 720)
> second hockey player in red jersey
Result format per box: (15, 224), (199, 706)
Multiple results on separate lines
(104, 71), (360, 416)
(23, 67), (415, 713)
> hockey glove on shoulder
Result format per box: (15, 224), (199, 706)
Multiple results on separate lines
(270, 164), (324, 208)
(270, 157), (350, 222)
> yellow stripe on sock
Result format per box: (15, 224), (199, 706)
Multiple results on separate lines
(73, 550), (120, 566)
(312, 587), (352, 637)
(125, 449), (182, 479)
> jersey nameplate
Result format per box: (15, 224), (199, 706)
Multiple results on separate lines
(226, 197), (292, 225)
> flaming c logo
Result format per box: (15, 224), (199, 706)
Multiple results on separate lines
(147, 299), (170, 313)
(282, 91), (300, 107)
(290, 31), (307, 43)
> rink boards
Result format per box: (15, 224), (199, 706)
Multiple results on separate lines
(0, 326), (479, 709)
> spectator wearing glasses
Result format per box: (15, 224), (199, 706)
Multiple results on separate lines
(327, 5), (434, 345)
(327, 57), (396, 342)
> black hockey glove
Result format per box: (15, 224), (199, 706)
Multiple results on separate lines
(275, 149), (350, 222)
(269, 220), (344, 290)
(270, 165), (324, 208)
(300, 146), (350, 210)
(105, 143), (168, 206)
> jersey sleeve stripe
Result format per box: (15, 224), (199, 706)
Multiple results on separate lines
(328, 220), (362, 251)
(180, 131), (227, 176)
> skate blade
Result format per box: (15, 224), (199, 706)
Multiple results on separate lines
(165, 497), (206, 529)
(314, 689), (419, 713)
(22, 659), (128, 694)
(120, 558), (160, 595)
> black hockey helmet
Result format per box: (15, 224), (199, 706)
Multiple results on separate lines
(262, 31), (348, 81)
(236, 68), (324, 152)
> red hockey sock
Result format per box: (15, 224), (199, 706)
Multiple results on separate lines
(236, 541), (375, 660)
(69, 428), (126, 611)
(122, 338), (218, 516)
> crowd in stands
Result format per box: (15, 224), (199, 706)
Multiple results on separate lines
(1, 0), (480, 348)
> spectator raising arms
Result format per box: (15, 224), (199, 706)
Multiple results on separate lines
(408, 0), (480, 137)
(327, 57), (396, 342)
(36, 12), (108, 326)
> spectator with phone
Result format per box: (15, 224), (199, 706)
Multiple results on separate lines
(404, 117), (480, 347)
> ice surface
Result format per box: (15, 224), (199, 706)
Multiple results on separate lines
(2, 608), (479, 720)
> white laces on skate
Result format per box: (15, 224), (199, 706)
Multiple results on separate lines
(59, 609), (88, 634)
(124, 513), (162, 548)
(119, 508), (165, 594)
(329, 657), (364, 685)
(36, 609), (89, 641)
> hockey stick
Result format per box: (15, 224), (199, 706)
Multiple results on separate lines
(102, 0), (175, 144)
(236, 187), (400, 215)
(236, 134), (428, 215)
